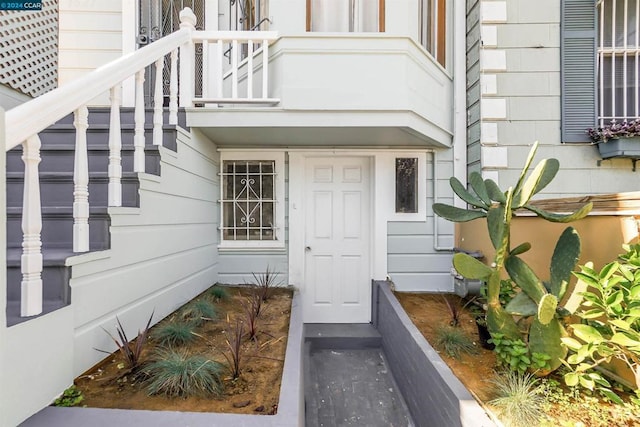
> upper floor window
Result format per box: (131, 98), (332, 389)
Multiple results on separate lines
(229, 0), (270, 31)
(597, 0), (640, 126)
(307, 0), (385, 32)
(419, 0), (446, 67)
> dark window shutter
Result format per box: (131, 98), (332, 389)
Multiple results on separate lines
(561, 0), (597, 143)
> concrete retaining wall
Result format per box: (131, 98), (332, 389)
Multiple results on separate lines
(372, 281), (496, 427)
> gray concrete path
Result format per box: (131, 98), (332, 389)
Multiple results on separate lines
(305, 347), (414, 427)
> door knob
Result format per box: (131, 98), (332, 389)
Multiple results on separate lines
(305, 246), (311, 251)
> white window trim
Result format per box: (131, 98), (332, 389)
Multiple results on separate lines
(386, 152), (427, 222)
(218, 150), (285, 250)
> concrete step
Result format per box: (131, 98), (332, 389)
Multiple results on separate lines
(35, 124), (179, 151)
(6, 172), (140, 208)
(7, 206), (111, 251)
(6, 248), (73, 326)
(305, 323), (382, 350)
(53, 107), (187, 129)
(7, 144), (161, 176)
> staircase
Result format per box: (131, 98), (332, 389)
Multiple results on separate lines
(5, 108), (185, 326)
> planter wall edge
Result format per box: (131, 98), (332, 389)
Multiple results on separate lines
(372, 281), (496, 427)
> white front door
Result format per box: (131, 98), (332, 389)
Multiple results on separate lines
(303, 156), (372, 323)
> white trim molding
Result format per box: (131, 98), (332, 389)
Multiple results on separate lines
(218, 150), (285, 250)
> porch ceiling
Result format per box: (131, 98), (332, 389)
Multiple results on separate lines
(186, 108), (452, 148)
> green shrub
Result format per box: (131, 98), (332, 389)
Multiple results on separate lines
(489, 371), (546, 427)
(490, 333), (551, 374)
(180, 300), (217, 327)
(152, 322), (197, 347)
(53, 385), (84, 407)
(144, 348), (224, 397)
(561, 244), (640, 401)
(208, 285), (230, 302)
(433, 325), (477, 359)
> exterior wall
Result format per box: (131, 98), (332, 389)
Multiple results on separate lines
(68, 127), (220, 374)
(456, 216), (640, 278)
(387, 150), (456, 291)
(471, 0), (640, 197)
(466, 0), (481, 176)
(58, 0), (124, 105)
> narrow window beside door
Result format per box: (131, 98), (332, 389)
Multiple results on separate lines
(395, 157), (418, 213)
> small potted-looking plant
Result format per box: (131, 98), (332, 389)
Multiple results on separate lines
(587, 119), (640, 159)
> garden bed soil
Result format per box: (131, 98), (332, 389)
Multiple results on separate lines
(395, 292), (640, 427)
(74, 286), (292, 414)
(393, 292), (497, 403)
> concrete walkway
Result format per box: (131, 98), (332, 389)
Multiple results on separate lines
(304, 325), (414, 427)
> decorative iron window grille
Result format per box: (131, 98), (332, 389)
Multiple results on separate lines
(221, 160), (277, 241)
(597, 0), (640, 125)
(395, 157), (418, 213)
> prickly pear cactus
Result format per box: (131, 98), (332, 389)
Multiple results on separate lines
(433, 142), (592, 374)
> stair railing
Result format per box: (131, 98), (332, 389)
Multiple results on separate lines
(3, 7), (279, 318)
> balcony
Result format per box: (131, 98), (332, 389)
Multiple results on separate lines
(187, 34), (453, 148)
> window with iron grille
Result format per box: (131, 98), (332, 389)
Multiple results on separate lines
(597, 0), (640, 126)
(561, 0), (640, 141)
(221, 160), (276, 241)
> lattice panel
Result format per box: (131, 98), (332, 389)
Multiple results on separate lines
(0, 0), (58, 98)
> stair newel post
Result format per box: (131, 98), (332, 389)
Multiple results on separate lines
(20, 135), (43, 316)
(153, 57), (164, 146)
(73, 105), (90, 253)
(108, 85), (122, 207)
(179, 7), (197, 108)
(169, 49), (178, 125)
(134, 69), (146, 173)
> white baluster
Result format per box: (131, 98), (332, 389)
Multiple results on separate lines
(232, 39), (238, 99)
(153, 58), (163, 146)
(262, 39), (269, 99)
(134, 69), (146, 172)
(108, 85), (122, 207)
(247, 40), (254, 99)
(21, 135), (43, 316)
(179, 8), (197, 107)
(202, 40), (209, 99)
(216, 40), (223, 99)
(73, 106), (90, 253)
(169, 49), (178, 125)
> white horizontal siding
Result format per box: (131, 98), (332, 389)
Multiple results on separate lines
(58, 1), (123, 105)
(70, 128), (220, 375)
(387, 151), (455, 292)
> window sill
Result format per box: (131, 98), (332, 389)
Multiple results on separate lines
(218, 244), (286, 253)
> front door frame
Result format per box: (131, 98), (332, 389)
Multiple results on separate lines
(289, 150), (395, 322)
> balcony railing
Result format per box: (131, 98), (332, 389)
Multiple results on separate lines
(3, 7), (278, 318)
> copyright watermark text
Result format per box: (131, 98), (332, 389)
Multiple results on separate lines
(0, 1), (43, 10)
